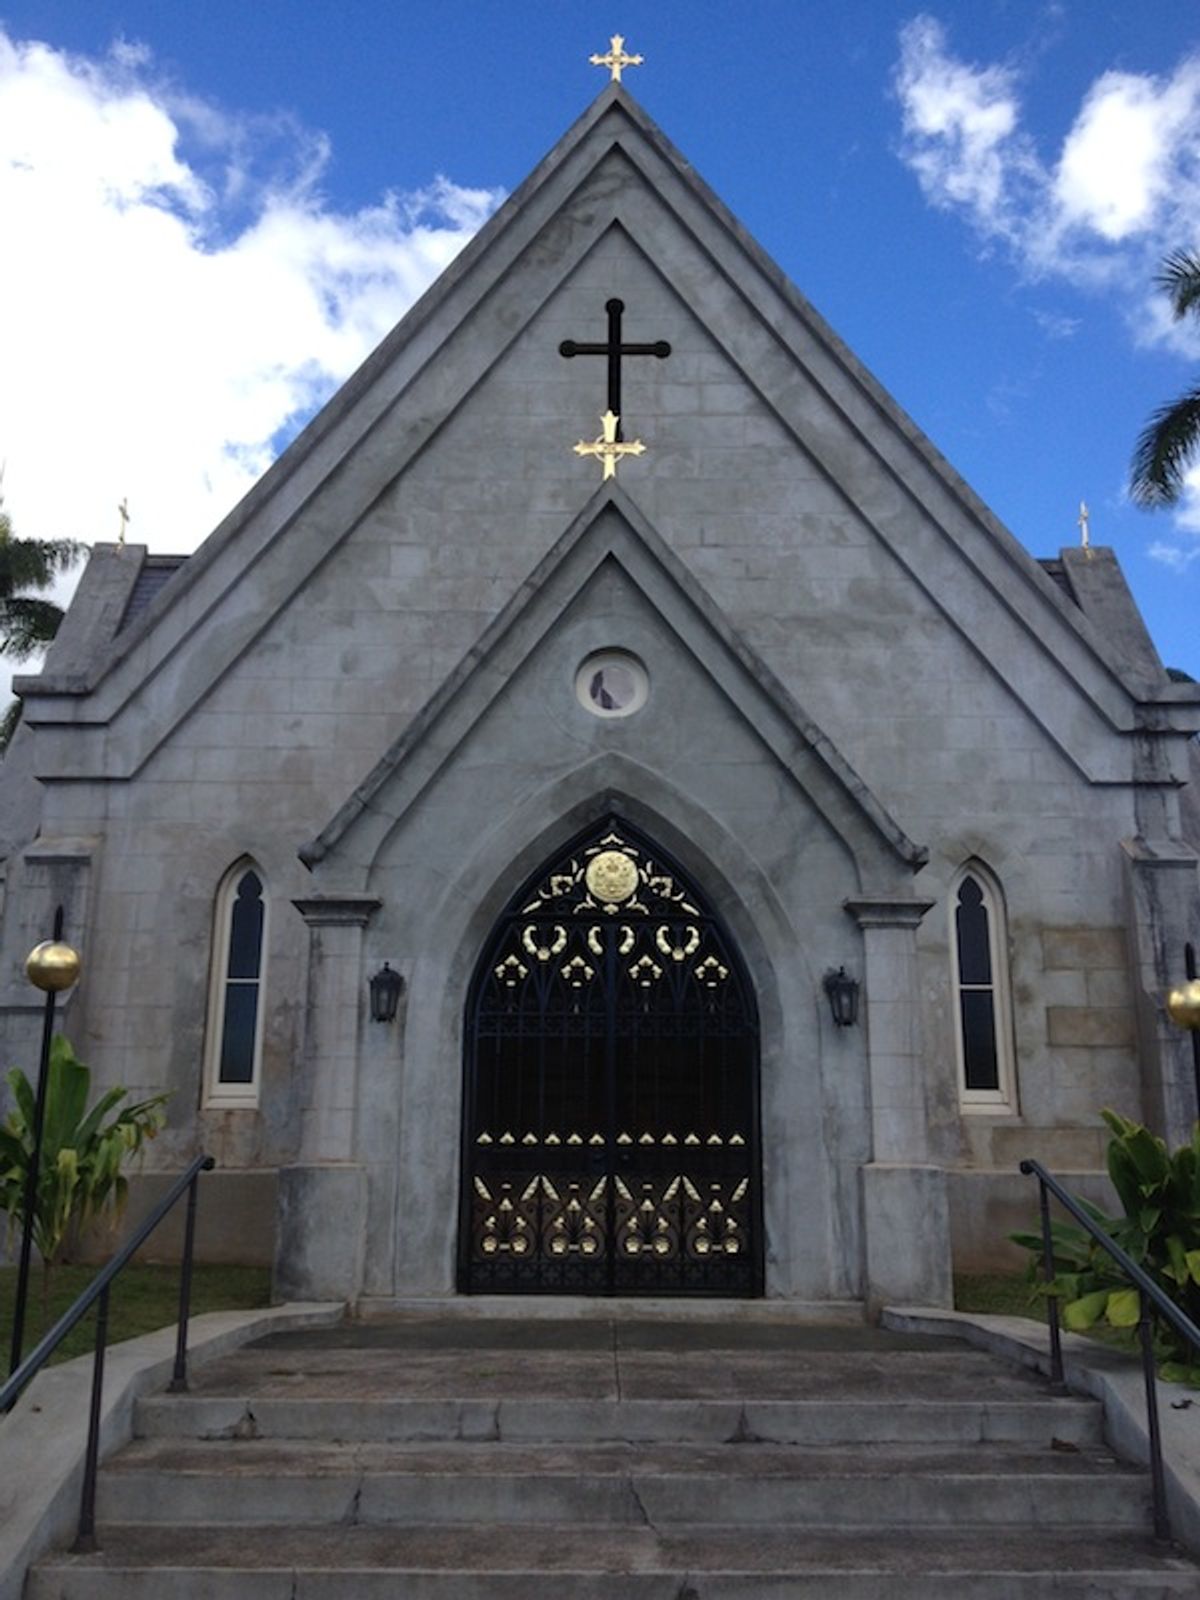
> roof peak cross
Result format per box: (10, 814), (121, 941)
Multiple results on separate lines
(590, 33), (643, 84)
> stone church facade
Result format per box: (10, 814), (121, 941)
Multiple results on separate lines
(2, 86), (1198, 1312)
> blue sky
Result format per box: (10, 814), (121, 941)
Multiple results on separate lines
(2, 1), (1199, 678)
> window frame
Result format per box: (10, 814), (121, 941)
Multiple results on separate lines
(203, 859), (268, 1110)
(949, 861), (1018, 1114)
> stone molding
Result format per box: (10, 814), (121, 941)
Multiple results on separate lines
(843, 896), (936, 930)
(291, 897), (381, 928)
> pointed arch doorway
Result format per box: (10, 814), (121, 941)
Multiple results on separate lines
(459, 816), (763, 1295)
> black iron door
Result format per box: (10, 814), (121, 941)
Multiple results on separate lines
(460, 818), (762, 1295)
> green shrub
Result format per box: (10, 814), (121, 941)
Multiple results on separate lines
(1012, 1109), (1200, 1377)
(0, 1036), (168, 1284)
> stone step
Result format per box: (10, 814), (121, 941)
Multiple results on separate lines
(97, 1438), (1149, 1529)
(171, 1339), (1073, 1405)
(28, 1524), (1200, 1599)
(134, 1391), (1106, 1446)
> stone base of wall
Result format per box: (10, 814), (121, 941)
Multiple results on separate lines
(68, 1168), (278, 1268)
(2, 1163), (1125, 1283)
(948, 1168), (1117, 1274)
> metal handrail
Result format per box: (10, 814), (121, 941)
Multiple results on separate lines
(1020, 1156), (1200, 1545)
(1, 1152), (214, 1551)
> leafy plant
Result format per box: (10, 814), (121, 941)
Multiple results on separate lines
(1012, 1109), (1200, 1374)
(0, 493), (85, 751)
(0, 1036), (168, 1292)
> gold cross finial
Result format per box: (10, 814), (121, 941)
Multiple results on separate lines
(1077, 499), (1090, 553)
(590, 33), (643, 83)
(117, 497), (130, 548)
(573, 410), (645, 480)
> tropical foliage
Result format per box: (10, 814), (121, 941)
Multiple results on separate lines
(0, 496), (85, 751)
(0, 1036), (168, 1279)
(1131, 249), (1200, 508)
(1012, 1109), (1200, 1374)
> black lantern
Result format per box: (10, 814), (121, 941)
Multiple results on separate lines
(823, 966), (860, 1028)
(368, 962), (404, 1023)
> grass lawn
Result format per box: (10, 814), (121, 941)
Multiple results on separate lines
(1, 1263), (271, 1368)
(955, 1272), (1042, 1320)
(955, 1271), (1144, 1355)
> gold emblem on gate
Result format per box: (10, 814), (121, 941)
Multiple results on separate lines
(585, 850), (639, 903)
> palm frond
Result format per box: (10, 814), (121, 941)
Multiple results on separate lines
(1130, 384), (1200, 507)
(1158, 250), (1200, 321)
(0, 534), (84, 599)
(0, 596), (65, 658)
(0, 697), (22, 753)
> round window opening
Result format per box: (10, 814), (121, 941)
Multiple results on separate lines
(576, 651), (649, 719)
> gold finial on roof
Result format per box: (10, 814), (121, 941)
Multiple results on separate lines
(1077, 499), (1090, 554)
(590, 33), (643, 83)
(117, 497), (130, 549)
(573, 410), (645, 480)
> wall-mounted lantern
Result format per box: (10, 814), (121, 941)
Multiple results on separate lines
(823, 966), (860, 1028)
(368, 962), (404, 1023)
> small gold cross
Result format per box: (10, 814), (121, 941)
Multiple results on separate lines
(573, 410), (645, 480)
(590, 33), (643, 83)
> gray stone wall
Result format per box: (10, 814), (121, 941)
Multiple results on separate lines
(2, 90), (1197, 1296)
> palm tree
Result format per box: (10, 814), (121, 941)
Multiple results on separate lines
(1131, 250), (1200, 507)
(0, 497), (84, 751)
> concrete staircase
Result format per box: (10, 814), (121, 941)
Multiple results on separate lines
(28, 1314), (1200, 1597)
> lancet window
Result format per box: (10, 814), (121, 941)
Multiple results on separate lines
(950, 862), (1016, 1111)
(203, 860), (267, 1108)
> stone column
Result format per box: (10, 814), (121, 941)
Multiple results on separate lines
(273, 896), (379, 1303)
(844, 895), (952, 1312)
(1122, 841), (1200, 1148)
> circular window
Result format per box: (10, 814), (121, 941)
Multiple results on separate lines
(575, 651), (649, 719)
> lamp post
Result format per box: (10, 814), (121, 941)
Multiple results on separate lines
(7, 907), (82, 1379)
(1167, 976), (1200, 1117)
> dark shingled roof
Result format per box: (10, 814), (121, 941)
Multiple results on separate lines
(1038, 558), (1078, 604)
(118, 555), (189, 633)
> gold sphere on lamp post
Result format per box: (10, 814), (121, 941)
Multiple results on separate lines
(1167, 979), (1200, 1031)
(25, 940), (82, 993)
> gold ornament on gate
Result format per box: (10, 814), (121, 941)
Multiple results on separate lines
(25, 939), (82, 993)
(585, 850), (639, 904)
(1167, 979), (1200, 1031)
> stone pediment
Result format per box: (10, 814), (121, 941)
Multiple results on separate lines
(300, 485), (927, 891)
(16, 84), (1194, 792)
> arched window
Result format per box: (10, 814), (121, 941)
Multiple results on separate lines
(204, 861), (267, 1107)
(950, 863), (1016, 1111)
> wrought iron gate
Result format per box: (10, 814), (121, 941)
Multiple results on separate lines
(459, 817), (762, 1295)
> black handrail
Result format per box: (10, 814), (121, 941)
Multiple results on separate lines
(1020, 1156), (1200, 1545)
(1, 1152), (214, 1552)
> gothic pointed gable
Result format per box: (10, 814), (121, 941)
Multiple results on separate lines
(299, 484), (926, 889)
(16, 82), (1194, 803)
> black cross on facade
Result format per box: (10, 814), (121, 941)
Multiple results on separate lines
(560, 299), (670, 438)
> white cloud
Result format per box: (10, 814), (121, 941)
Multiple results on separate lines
(1055, 66), (1200, 245)
(893, 16), (1032, 235)
(1031, 309), (1080, 340)
(895, 16), (1200, 567)
(0, 28), (503, 573)
(895, 16), (1200, 289)
(1148, 538), (1200, 572)
(1144, 461), (1200, 569)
